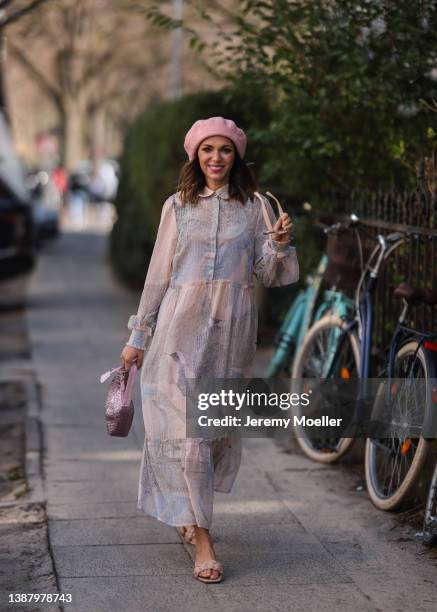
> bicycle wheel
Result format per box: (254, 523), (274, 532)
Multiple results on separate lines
(291, 314), (360, 463)
(365, 341), (431, 511)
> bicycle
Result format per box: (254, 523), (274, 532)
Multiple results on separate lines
(290, 214), (373, 462)
(266, 222), (353, 378)
(292, 216), (437, 510)
(364, 283), (437, 510)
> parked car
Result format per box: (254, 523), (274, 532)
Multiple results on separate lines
(0, 188), (35, 280)
(0, 112), (36, 281)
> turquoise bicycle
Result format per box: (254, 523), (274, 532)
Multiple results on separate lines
(266, 221), (354, 378)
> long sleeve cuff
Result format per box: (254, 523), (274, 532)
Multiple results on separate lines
(126, 315), (153, 351)
(126, 328), (149, 351)
(269, 237), (295, 258)
(127, 314), (153, 334)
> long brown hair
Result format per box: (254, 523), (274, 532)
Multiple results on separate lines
(177, 149), (258, 206)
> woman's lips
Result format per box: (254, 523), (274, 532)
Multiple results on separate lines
(208, 165), (224, 173)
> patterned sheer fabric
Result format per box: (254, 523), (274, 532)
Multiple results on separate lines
(127, 183), (299, 528)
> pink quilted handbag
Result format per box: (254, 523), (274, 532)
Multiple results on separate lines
(99, 361), (138, 437)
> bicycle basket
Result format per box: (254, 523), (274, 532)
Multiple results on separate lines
(324, 228), (374, 289)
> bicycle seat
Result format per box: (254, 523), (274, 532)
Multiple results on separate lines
(393, 282), (437, 306)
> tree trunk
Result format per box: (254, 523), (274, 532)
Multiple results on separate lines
(89, 106), (106, 175)
(62, 98), (85, 172)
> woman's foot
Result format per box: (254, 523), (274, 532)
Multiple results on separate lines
(194, 527), (222, 581)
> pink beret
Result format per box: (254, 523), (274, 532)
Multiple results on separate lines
(184, 116), (247, 160)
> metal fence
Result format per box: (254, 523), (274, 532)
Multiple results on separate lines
(331, 187), (437, 375)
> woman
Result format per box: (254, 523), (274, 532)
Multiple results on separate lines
(120, 116), (299, 583)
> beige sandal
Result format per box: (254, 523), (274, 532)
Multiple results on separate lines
(177, 525), (196, 545)
(193, 559), (224, 584)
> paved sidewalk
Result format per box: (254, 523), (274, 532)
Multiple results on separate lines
(25, 230), (436, 612)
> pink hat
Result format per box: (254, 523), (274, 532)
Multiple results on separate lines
(184, 116), (247, 160)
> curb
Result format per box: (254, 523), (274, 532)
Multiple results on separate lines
(0, 364), (46, 509)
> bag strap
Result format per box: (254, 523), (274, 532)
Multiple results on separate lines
(122, 363), (138, 405)
(100, 365), (122, 384)
(259, 196), (275, 232)
(99, 358), (138, 384)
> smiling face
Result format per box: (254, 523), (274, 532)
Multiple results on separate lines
(197, 136), (235, 188)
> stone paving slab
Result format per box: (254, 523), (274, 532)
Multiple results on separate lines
(47, 500), (143, 520)
(52, 543), (191, 578)
(45, 459), (142, 482)
(208, 582), (378, 612)
(44, 448), (142, 464)
(212, 496), (300, 527)
(46, 478), (138, 503)
(49, 517), (180, 546)
(44, 425), (136, 458)
(38, 384), (143, 425)
(59, 576), (219, 612)
(197, 550), (352, 586)
(206, 524), (316, 553)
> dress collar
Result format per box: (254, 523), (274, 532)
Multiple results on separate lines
(198, 183), (230, 200)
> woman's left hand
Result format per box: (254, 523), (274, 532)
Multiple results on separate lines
(272, 213), (293, 243)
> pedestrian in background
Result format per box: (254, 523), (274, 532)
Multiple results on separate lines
(120, 116), (299, 583)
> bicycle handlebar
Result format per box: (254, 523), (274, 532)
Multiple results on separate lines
(315, 215), (360, 237)
(314, 220), (343, 234)
(320, 214), (406, 246)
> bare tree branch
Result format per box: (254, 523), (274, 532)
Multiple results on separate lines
(0, 1), (15, 12)
(0, 0), (51, 28)
(7, 40), (62, 110)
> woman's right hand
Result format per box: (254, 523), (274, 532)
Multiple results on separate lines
(120, 344), (144, 370)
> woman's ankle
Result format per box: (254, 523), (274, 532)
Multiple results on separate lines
(194, 526), (210, 537)
(194, 527), (214, 547)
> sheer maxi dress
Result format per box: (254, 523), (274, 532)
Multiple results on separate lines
(126, 183), (299, 529)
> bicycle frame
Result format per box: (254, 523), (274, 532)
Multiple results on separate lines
(326, 233), (405, 371)
(322, 231), (407, 431)
(267, 255), (327, 377)
(266, 255), (353, 377)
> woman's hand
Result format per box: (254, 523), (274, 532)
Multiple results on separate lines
(272, 212), (293, 243)
(120, 344), (144, 370)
